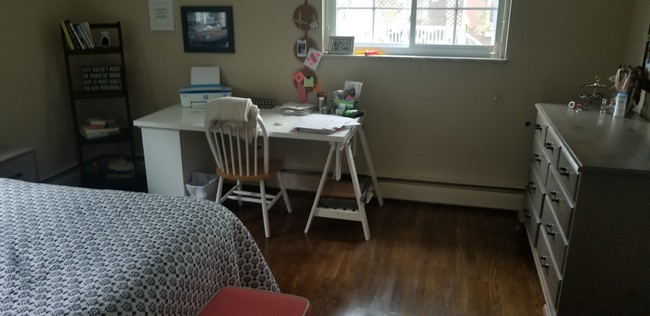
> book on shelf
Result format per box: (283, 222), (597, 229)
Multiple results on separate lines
(60, 20), (95, 50)
(79, 125), (120, 139)
(80, 22), (95, 48)
(85, 118), (116, 127)
(60, 20), (75, 50)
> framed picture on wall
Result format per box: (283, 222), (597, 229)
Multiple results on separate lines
(329, 36), (354, 54)
(181, 6), (234, 53)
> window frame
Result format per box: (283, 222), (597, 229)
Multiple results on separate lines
(325, 0), (511, 59)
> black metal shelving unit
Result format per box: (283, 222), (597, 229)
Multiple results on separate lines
(61, 21), (145, 191)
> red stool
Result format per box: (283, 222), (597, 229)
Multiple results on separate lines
(199, 286), (312, 316)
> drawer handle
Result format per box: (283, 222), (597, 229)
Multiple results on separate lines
(535, 124), (543, 131)
(544, 142), (554, 151)
(545, 223), (556, 236)
(533, 153), (542, 162)
(550, 191), (560, 202)
(528, 181), (536, 190)
(559, 166), (571, 177)
(540, 256), (550, 268)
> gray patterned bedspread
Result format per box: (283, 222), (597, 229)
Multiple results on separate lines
(0, 178), (278, 315)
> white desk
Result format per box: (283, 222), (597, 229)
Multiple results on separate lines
(134, 104), (383, 240)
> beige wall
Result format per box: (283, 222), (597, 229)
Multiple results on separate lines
(0, 1), (646, 196)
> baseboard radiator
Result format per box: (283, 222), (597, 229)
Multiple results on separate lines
(44, 165), (524, 211)
(276, 169), (524, 211)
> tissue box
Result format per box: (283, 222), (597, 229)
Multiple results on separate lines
(180, 84), (232, 109)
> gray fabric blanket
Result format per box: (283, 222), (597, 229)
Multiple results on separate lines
(0, 179), (277, 315)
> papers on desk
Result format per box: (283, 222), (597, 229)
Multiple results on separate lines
(279, 102), (316, 115)
(292, 114), (360, 134)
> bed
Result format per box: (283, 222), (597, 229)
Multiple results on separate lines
(0, 178), (278, 315)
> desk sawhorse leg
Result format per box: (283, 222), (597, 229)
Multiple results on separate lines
(304, 128), (383, 241)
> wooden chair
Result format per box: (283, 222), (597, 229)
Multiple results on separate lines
(204, 98), (292, 238)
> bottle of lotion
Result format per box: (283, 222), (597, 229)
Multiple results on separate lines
(613, 92), (627, 117)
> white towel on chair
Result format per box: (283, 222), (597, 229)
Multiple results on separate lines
(205, 97), (260, 140)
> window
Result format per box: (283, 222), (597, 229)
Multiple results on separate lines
(327, 0), (511, 58)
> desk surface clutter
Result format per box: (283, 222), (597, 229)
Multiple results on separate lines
(134, 103), (361, 140)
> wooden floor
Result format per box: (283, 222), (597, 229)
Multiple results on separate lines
(224, 191), (545, 316)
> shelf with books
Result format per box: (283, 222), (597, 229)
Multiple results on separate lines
(61, 21), (138, 191)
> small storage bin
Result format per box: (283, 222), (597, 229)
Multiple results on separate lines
(185, 172), (218, 201)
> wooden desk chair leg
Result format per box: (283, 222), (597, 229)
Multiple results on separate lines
(260, 180), (271, 238)
(216, 177), (225, 203)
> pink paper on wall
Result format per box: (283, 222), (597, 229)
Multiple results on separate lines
(303, 48), (322, 70)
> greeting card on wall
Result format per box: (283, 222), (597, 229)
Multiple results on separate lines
(304, 48), (322, 71)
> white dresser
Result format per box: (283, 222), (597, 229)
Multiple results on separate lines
(524, 103), (650, 315)
(0, 145), (38, 182)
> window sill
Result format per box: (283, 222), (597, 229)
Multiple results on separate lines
(324, 53), (508, 63)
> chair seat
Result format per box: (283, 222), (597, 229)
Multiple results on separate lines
(217, 158), (284, 182)
(199, 286), (311, 316)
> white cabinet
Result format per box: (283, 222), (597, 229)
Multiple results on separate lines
(0, 145), (38, 182)
(524, 103), (650, 315)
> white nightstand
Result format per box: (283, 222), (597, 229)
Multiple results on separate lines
(0, 145), (38, 182)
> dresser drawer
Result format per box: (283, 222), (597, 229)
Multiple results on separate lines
(541, 198), (569, 271)
(537, 232), (562, 311)
(533, 112), (549, 147)
(526, 167), (546, 218)
(0, 150), (38, 182)
(524, 195), (541, 248)
(543, 127), (561, 166)
(530, 140), (550, 186)
(556, 147), (580, 202)
(545, 169), (575, 237)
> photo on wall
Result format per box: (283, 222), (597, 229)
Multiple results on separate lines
(181, 6), (234, 53)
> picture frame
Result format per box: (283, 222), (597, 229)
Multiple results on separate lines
(181, 6), (234, 53)
(296, 39), (307, 58)
(148, 0), (174, 31)
(329, 36), (354, 54)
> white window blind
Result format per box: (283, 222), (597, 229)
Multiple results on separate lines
(327, 0), (511, 58)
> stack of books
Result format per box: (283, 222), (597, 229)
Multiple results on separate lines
(79, 119), (120, 139)
(60, 20), (95, 50)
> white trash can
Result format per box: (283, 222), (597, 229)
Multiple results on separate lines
(185, 172), (218, 201)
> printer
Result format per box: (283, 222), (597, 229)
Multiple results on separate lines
(180, 84), (232, 109)
(179, 66), (232, 110)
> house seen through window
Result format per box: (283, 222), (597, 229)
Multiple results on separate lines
(328, 0), (511, 58)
